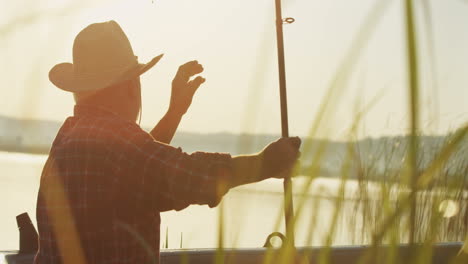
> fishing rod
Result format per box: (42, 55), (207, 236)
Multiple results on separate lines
(274, 0), (296, 248)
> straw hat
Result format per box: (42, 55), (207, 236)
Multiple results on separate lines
(49, 20), (163, 93)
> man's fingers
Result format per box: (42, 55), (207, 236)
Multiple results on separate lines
(274, 159), (302, 179)
(187, 76), (206, 92)
(174, 60), (204, 83)
(182, 60), (203, 75)
(281, 137), (301, 164)
(262, 138), (302, 180)
(278, 137), (301, 151)
(289, 136), (302, 149)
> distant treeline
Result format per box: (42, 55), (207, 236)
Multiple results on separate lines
(0, 115), (467, 183)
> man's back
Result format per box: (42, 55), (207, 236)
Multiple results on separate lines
(35, 104), (232, 264)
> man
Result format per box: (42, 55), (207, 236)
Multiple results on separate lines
(35, 20), (301, 264)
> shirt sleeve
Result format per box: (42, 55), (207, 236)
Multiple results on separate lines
(115, 123), (233, 212)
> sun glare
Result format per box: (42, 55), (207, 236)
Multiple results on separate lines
(438, 199), (459, 218)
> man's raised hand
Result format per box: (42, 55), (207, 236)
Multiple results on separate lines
(169, 60), (206, 116)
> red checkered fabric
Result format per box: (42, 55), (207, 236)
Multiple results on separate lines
(34, 104), (232, 264)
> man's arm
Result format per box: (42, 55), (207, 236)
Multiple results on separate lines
(229, 154), (263, 188)
(150, 60), (205, 144)
(128, 126), (301, 212)
(150, 110), (183, 144)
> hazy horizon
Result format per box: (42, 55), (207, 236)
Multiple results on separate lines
(0, 113), (463, 140)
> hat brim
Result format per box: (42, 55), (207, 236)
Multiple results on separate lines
(49, 53), (164, 93)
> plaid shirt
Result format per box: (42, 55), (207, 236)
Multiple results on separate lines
(35, 105), (232, 264)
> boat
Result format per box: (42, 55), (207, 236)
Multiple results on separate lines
(1, 216), (464, 264)
(1, 229), (464, 264)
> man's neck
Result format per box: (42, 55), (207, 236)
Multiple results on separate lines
(75, 102), (138, 124)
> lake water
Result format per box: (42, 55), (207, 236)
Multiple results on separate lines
(0, 150), (376, 250)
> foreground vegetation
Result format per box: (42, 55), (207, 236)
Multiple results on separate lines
(1, 0), (467, 263)
(213, 0), (468, 263)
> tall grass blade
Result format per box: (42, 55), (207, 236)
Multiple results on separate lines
(420, 0), (440, 130)
(404, 0), (420, 246)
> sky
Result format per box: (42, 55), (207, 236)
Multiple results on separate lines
(0, 0), (467, 140)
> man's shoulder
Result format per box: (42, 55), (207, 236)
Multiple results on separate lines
(56, 115), (151, 147)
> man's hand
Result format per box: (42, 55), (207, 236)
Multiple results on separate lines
(260, 137), (301, 179)
(229, 137), (301, 188)
(169, 60), (205, 116)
